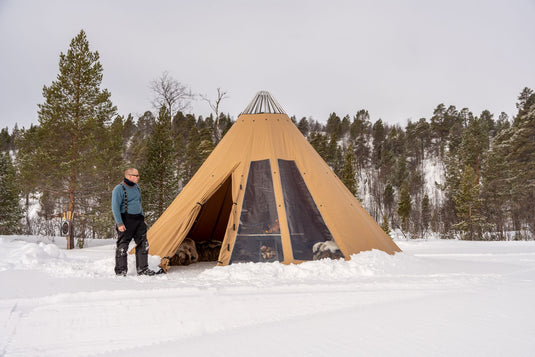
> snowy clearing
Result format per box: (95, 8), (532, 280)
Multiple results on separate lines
(1, 235), (534, 357)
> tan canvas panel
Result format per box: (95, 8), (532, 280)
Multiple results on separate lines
(146, 92), (400, 271)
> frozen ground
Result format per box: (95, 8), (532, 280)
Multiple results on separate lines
(1, 235), (534, 357)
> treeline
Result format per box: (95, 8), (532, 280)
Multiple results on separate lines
(300, 87), (534, 241)
(0, 30), (534, 244)
(2, 86), (534, 242)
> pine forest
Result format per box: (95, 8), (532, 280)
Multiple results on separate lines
(1, 30), (534, 246)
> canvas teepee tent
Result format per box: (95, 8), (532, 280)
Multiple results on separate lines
(147, 91), (400, 270)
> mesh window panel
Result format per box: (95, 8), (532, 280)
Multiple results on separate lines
(231, 160), (283, 263)
(278, 159), (337, 260)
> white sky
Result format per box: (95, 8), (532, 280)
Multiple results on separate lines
(1, 0), (534, 129)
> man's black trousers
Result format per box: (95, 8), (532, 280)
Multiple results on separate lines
(115, 213), (149, 274)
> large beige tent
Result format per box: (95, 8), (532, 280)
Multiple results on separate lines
(147, 91), (400, 270)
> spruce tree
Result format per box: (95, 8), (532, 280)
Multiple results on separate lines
(430, 103), (447, 144)
(391, 155), (408, 189)
(380, 214), (391, 236)
(372, 119), (386, 169)
(397, 181), (411, 236)
(421, 193), (431, 238)
(383, 182), (395, 222)
(496, 112), (511, 133)
(442, 135), (464, 237)
(297, 117), (310, 137)
(338, 115), (348, 136)
(430, 104), (463, 157)
(340, 143), (358, 196)
(350, 110), (371, 169)
(0, 128), (12, 152)
(142, 106), (178, 225)
(174, 132), (186, 185)
(326, 112), (342, 137)
(405, 118), (430, 167)
(182, 126), (201, 185)
(128, 111), (156, 168)
(459, 116), (489, 183)
(415, 118), (431, 161)
(515, 87), (534, 120)
(32, 30), (116, 248)
(0, 152), (23, 234)
(326, 133), (343, 175)
(218, 113), (233, 138)
(309, 132), (329, 161)
(453, 165), (484, 240)
(387, 125), (406, 157)
(122, 114), (136, 143)
(480, 136), (510, 239)
(198, 127), (215, 163)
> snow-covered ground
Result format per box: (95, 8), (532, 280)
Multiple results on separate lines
(1, 235), (534, 357)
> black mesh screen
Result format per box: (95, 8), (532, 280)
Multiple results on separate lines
(231, 160), (283, 263)
(278, 159), (335, 260)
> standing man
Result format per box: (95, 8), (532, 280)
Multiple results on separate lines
(112, 168), (157, 276)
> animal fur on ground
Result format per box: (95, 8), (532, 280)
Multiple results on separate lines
(196, 240), (222, 261)
(312, 240), (344, 260)
(169, 238), (199, 266)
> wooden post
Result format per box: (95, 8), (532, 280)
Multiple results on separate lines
(66, 210), (74, 249)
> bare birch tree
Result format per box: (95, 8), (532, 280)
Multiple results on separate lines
(200, 88), (229, 142)
(150, 71), (194, 119)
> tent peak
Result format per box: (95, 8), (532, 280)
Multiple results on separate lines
(241, 91), (286, 115)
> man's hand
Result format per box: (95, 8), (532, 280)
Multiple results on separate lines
(117, 224), (126, 232)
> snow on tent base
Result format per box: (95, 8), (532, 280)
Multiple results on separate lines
(146, 91), (401, 271)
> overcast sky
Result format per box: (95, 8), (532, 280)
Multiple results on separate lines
(1, 0), (534, 130)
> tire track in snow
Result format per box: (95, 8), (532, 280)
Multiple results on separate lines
(0, 303), (21, 357)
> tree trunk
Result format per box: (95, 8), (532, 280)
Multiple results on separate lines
(468, 203), (473, 240)
(67, 169), (76, 249)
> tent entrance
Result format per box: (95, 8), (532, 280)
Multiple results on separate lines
(185, 175), (233, 261)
